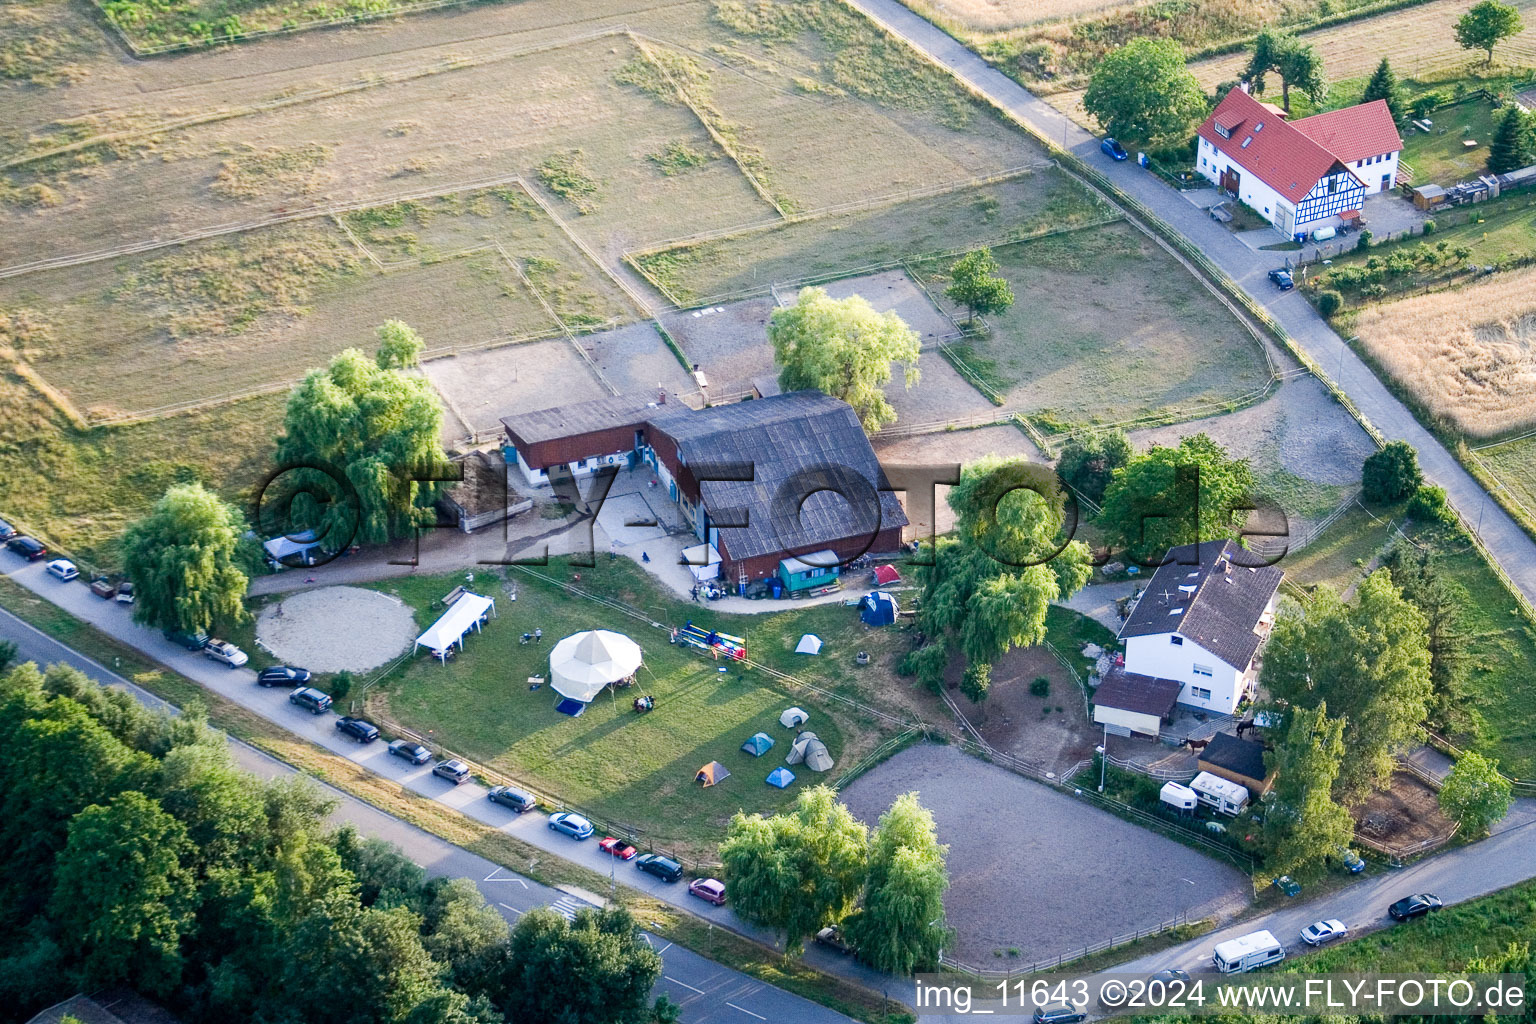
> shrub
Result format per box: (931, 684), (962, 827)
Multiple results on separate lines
(1029, 676), (1051, 697)
(1317, 290), (1344, 317)
(330, 670), (353, 700)
(1407, 485), (1455, 524)
(1423, 219), (1436, 235)
(1355, 229), (1373, 251)
(1362, 440), (1422, 503)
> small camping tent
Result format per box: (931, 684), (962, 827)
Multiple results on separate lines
(795, 634), (822, 655)
(779, 707), (809, 729)
(696, 761), (731, 787)
(786, 731), (834, 772)
(872, 564), (901, 586)
(766, 767), (795, 788)
(860, 591), (898, 627)
(741, 732), (774, 757)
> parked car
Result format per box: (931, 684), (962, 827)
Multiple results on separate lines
(635, 853), (683, 883)
(388, 739), (432, 765)
(488, 785), (537, 813)
(288, 686), (332, 714)
(164, 629), (211, 651)
(90, 577), (119, 599)
(115, 582), (135, 604)
(689, 878), (727, 906)
(598, 836), (638, 860)
(1388, 893), (1442, 920)
(1339, 848), (1366, 874)
(0, 517), (14, 541)
(1272, 875), (1302, 897)
(45, 558), (78, 581)
(258, 665), (312, 687)
(7, 536), (47, 560)
(203, 639), (249, 668)
(335, 716), (380, 743)
(1268, 268), (1295, 290)
(814, 925), (854, 955)
(1101, 137), (1128, 161)
(433, 759), (472, 785)
(1300, 919), (1348, 946)
(1151, 969), (1192, 984)
(547, 812), (594, 840)
(1034, 1004), (1088, 1024)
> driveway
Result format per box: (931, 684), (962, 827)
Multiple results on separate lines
(0, 603), (861, 1024)
(840, 0), (1536, 613)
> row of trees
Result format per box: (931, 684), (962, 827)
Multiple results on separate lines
(719, 786), (951, 975)
(0, 658), (669, 1024)
(123, 321), (446, 637)
(1084, 0), (1525, 147)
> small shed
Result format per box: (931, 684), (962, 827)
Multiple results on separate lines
(766, 766), (796, 788)
(1159, 781), (1198, 816)
(1190, 771), (1249, 816)
(778, 552), (840, 594)
(859, 591), (898, 627)
(696, 761), (731, 787)
(741, 732), (774, 756)
(779, 706), (809, 729)
(1199, 733), (1275, 796)
(1090, 666), (1182, 738)
(1410, 183), (1447, 210)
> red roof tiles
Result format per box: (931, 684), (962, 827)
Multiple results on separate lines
(1198, 88), (1365, 204)
(1292, 99), (1405, 165)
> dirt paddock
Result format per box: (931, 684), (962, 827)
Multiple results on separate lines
(953, 646), (1097, 775)
(1353, 771), (1457, 852)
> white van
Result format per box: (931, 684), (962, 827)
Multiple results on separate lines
(1213, 930), (1285, 974)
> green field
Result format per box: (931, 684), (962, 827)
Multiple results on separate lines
(911, 222), (1273, 431)
(369, 559), (935, 857)
(1472, 435), (1536, 530)
(1400, 97), (1503, 185)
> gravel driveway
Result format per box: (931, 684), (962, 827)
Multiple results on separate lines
(840, 744), (1251, 964)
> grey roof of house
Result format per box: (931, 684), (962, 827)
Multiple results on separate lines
(1092, 665), (1183, 718)
(651, 391), (908, 561)
(500, 393), (660, 446)
(1118, 540), (1283, 670)
(1199, 732), (1269, 782)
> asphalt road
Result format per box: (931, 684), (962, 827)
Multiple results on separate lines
(0, 600), (859, 1024)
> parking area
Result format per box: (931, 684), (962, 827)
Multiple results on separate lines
(839, 743), (1251, 963)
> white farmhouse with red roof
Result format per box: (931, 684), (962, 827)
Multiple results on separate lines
(1196, 86), (1403, 240)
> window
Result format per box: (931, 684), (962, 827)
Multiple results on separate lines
(1170, 636), (1184, 646)
(1193, 664), (1214, 677)
(1215, 123), (1231, 139)
(1190, 686), (1212, 700)
(1240, 136), (1253, 149)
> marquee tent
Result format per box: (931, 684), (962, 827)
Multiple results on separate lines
(696, 761), (731, 787)
(741, 732), (774, 756)
(766, 767), (795, 788)
(414, 593), (496, 659)
(549, 630), (643, 703)
(263, 530), (324, 565)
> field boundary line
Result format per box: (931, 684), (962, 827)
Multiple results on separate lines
(513, 178), (658, 318)
(332, 214), (386, 270)
(11, 360), (91, 430)
(627, 33), (789, 220)
(495, 241), (619, 398)
(1469, 429), (1536, 452)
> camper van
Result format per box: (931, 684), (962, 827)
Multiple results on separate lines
(1213, 930), (1285, 974)
(1159, 781), (1198, 816)
(1190, 771), (1249, 816)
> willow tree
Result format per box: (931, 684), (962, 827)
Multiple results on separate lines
(273, 346), (447, 548)
(845, 793), (951, 974)
(122, 482), (250, 634)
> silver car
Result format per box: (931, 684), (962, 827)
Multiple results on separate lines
(1300, 919), (1348, 946)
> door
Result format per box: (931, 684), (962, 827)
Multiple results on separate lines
(1381, 173), (1392, 192)
(1220, 167), (1241, 195)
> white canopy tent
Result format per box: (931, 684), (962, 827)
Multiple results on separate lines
(263, 530), (324, 565)
(680, 543), (721, 582)
(414, 593), (496, 659)
(549, 629), (644, 703)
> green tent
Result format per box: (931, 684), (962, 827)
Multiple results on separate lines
(741, 732), (774, 757)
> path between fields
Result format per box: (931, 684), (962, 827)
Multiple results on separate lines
(0, 603), (863, 1024)
(840, 0), (1536, 614)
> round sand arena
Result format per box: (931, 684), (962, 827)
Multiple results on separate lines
(257, 586), (417, 673)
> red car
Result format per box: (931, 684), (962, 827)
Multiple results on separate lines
(599, 837), (637, 860)
(689, 878), (726, 906)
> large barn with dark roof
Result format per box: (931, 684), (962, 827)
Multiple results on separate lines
(501, 391), (907, 586)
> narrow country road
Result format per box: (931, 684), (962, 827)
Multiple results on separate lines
(0, 602), (864, 1024)
(840, 0), (1536, 610)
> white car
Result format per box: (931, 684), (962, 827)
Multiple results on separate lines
(1300, 919), (1348, 946)
(203, 639), (249, 668)
(45, 558), (79, 581)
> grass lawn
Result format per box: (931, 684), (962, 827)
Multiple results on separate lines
(1399, 97), (1503, 184)
(1470, 434), (1536, 532)
(911, 222), (1273, 432)
(1279, 501), (1401, 594)
(367, 558), (934, 858)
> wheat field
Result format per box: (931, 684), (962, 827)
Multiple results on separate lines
(1355, 268), (1536, 438)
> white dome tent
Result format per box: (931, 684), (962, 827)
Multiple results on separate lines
(549, 629), (643, 703)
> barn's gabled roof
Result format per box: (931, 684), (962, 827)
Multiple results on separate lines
(1197, 87), (1360, 204)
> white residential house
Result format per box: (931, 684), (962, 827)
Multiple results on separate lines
(1093, 540), (1283, 736)
(1195, 87), (1403, 240)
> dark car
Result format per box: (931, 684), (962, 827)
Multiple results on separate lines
(1389, 893), (1442, 920)
(0, 517), (15, 541)
(1151, 969), (1192, 985)
(1101, 137), (1128, 161)
(288, 686), (332, 714)
(7, 536), (48, 560)
(488, 785), (537, 813)
(1268, 268), (1295, 290)
(335, 716), (379, 743)
(433, 759), (472, 785)
(815, 925), (853, 955)
(634, 853), (683, 883)
(164, 629), (211, 651)
(258, 665), (313, 687)
(388, 739), (432, 765)
(1034, 1004), (1087, 1024)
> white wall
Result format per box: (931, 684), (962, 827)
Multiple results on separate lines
(510, 447), (629, 489)
(1196, 136), (1293, 229)
(1347, 149), (1400, 195)
(1124, 633), (1246, 715)
(1092, 703), (1162, 739)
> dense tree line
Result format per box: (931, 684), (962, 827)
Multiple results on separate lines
(0, 660), (662, 1024)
